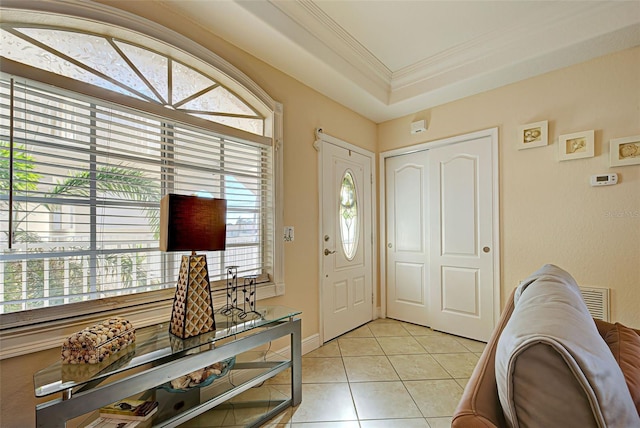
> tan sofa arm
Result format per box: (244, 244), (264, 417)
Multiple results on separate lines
(451, 288), (516, 428)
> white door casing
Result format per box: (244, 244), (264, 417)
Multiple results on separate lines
(318, 131), (374, 342)
(380, 128), (499, 342)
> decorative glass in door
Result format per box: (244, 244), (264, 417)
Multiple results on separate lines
(339, 171), (359, 260)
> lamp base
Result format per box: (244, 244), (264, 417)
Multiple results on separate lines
(170, 254), (216, 339)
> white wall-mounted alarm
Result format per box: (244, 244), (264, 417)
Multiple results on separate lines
(590, 173), (618, 186)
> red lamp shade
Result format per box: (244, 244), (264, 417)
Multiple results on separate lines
(160, 194), (226, 252)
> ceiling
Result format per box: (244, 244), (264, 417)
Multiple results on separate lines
(159, 0), (640, 123)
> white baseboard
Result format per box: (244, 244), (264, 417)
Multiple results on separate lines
(302, 333), (321, 355)
(273, 333), (321, 358)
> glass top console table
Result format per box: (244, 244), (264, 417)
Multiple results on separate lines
(34, 306), (302, 427)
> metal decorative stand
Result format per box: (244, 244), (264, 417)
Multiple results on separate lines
(239, 275), (259, 319)
(220, 266), (239, 316)
(219, 267), (261, 319)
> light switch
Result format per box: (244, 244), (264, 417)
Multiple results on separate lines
(284, 226), (294, 242)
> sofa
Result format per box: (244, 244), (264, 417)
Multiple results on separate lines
(452, 264), (640, 428)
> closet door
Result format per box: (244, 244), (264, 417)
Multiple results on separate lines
(428, 135), (496, 341)
(385, 151), (430, 325)
(384, 130), (498, 341)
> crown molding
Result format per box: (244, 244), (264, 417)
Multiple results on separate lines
(391, 1), (640, 97)
(271, 0), (392, 83)
(268, 0), (640, 108)
(229, 0), (389, 104)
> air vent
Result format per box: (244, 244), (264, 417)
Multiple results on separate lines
(579, 286), (610, 321)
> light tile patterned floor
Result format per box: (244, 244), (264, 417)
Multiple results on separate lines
(183, 318), (485, 427)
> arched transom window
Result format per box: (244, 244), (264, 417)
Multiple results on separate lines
(1, 25), (265, 135)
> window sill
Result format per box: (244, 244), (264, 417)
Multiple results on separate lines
(0, 282), (283, 360)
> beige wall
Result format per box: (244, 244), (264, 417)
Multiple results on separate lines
(379, 46), (640, 327)
(1, 2), (638, 426)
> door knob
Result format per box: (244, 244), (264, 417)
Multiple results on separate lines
(483, 246), (490, 253)
(324, 249), (336, 256)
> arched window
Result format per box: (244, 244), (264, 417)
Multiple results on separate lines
(0, 6), (282, 318)
(1, 25), (266, 135)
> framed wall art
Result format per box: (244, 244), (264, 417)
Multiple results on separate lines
(517, 120), (548, 150)
(609, 135), (640, 167)
(558, 130), (594, 161)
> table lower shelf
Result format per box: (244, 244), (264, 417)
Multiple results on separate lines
(158, 351), (293, 427)
(80, 350), (295, 428)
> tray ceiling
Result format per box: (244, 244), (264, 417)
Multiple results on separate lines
(160, 1), (640, 122)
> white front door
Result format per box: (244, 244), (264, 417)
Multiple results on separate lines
(383, 130), (498, 342)
(385, 150), (430, 325)
(321, 140), (373, 342)
(428, 136), (496, 341)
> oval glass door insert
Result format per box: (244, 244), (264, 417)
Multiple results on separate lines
(339, 170), (359, 260)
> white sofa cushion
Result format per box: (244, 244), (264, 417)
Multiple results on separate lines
(495, 264), (639, 428)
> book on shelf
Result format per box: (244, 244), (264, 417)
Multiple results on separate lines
(99, 399), (158, 421)
(85, 416), (141, 428)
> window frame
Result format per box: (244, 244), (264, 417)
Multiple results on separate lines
(0, 2), (284, 359)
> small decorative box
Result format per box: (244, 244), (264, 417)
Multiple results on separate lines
(61, 317), (135, 364)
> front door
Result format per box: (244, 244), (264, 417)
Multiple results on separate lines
(321, 140), (373, 342)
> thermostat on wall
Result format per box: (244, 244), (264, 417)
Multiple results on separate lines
(590, 173), (618, 186)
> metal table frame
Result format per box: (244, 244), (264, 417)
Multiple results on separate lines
(35, 312), (301, 427)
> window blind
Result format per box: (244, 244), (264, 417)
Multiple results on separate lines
(0, 75), (274, 314)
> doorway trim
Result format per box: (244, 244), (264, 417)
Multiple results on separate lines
(379, 127), (501, 325)
(315, 128), (377, 344)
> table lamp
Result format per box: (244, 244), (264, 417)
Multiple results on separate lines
(160, 194), (227, 339)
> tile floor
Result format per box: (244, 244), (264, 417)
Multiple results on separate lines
(186, 317), (486, 427)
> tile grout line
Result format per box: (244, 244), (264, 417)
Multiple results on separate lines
(387, 324), (433, 421)
(261, 319), (484, 426)
(337, 336), (364, 426)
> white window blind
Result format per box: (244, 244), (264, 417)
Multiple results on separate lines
(0, 76), (274, 314)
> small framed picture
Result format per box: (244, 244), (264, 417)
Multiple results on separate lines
(517, 120), (548, 150)
(609, 135), (640, 167)
(558, 130), (594, 161)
